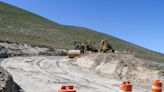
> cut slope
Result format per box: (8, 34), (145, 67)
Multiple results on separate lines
(76, 53), (164, 82)
(0, 1), (164, 62)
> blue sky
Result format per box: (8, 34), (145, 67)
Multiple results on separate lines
(1, 0), (164, 53)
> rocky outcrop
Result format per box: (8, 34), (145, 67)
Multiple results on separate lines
(0, 66), (22, 92)
(39, 48), (67, 56)
(0, 42), (67, 58)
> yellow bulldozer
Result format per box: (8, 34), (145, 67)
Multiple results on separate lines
(68, 40), (115, 58)
(68, 40), (98, 58)
(73, 40), (98, 53)
(99, 40), (115, 53)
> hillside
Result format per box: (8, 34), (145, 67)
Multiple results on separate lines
(0, 1), (164, 63)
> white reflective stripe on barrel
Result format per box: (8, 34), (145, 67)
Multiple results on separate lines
(152, 86), (162, 90)
(119, 90), (131, 92)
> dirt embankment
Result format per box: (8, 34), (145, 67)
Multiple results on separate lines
(0, 42), (67, 57)
(76, 53), (164, 88)
(0, 43), (67, 58)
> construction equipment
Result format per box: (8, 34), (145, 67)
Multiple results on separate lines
(68, 40), (115, 58)
(68, 50), (81, 58)
(68, 40), (98, 58)
(73, 40), (98, 53)
(73, 41), (85, 53)
(99, 40), (115, 53)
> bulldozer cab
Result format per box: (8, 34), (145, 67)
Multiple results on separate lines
(99, 40), (115, 53)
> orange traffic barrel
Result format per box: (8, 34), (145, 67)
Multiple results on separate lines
(152, 80), (162, 92)
(120, 81), (132, 92)
(58, 85), (76, 92)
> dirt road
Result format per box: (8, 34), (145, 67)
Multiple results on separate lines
(0, 56), (120, 92)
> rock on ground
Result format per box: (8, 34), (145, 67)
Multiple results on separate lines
(0, 66), (23, 92)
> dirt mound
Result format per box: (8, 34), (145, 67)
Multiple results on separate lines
(76, 53), (164, 87)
